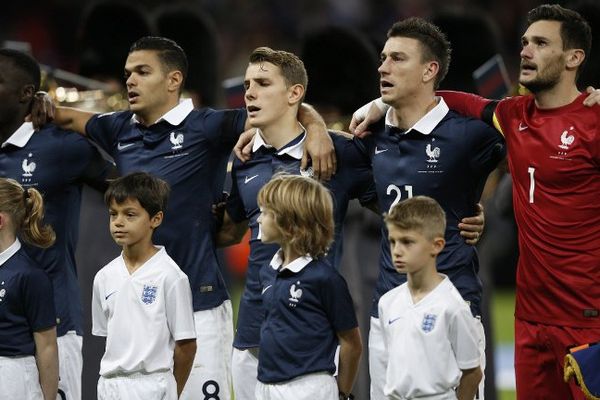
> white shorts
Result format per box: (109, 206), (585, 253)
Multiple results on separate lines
(255, 372), (337, 400)
(57, 331), (83, 400)
(0, 355), (43, 400)
(180, 300), (234, 400)
(369, 317), (386, 400)
(97, 371), (177, 400)
(232, 347), (259, 400)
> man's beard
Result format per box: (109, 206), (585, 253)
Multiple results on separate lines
(519, 56), (564, 94)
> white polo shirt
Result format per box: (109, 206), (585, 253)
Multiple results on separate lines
(378, 275), (480, 399)
(92, 246), (196, 376)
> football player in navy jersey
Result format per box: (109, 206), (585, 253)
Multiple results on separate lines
(255, 174), (361, 400)
(32, 36), (334, 400)
(0, 48), (113, 400)
(349, 19), (505, 400)
(217, 47), (375, 400)
(0, 178), (58, 400)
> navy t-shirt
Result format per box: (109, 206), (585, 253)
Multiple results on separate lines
(226, 132), (375, 348)
(257, 256), (357, 383)
(0, 123), (111, 336)
(361, 110), (504, 317)
(86, 106), (246, 311)
(0, 245), (56, 356)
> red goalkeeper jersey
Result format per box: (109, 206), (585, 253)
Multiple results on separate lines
(443, 91), (600, 328)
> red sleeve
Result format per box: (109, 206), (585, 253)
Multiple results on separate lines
(438, 90), (493, 119)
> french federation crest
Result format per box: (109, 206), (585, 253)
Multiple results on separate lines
(141, 285), (158, 305)
(421, 313), (437, 332)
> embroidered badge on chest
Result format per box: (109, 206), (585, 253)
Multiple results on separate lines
(421, 313), (437, 332)
(288, 281), (303, 307)
(141, 285), (158, 304)
(21, 153), (37, 184)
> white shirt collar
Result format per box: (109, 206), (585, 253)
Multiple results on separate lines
(1, 122), (35, 148)
(251, 127), (306, 160)
(131, 98), (194, 126)
(0, 239), (21, 267)
(384, 97), (449, 135)
(269, 249), (313, 273)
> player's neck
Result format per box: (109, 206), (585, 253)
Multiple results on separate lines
(122, 242), (159, 274)
(0, 231), (17, 254)
(135, 97), (180, 127)
(533, 79), (580, 109)
(407, 267), (443, 304)
(258, 113), (304, 150)
(389, 92), (437, 130)
(280, 245), (303, 268)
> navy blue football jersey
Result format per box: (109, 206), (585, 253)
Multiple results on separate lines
(0, 123), (111, 335)
(85, 101), (246, 311)
(257, 253), (357, 383)
(0, 242), (56, 356)
(360, 101), (505, 317)
(226, 131), (375, 348)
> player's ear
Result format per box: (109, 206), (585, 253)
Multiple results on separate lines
(422, 61), (439, 85)
(288, 84), (305, 106)
(150, 211), (164, 229)
(167, 70), (184, 94)
(566, 48), (585, 71)
(20, 84), (35, 104)
(431, 236), (445, 256)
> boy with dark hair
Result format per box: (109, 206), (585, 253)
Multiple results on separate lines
(92, 172), (196, 399)
(380, 196), (482, 400)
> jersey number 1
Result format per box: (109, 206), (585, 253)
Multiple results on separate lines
(528, 167), (535, 204)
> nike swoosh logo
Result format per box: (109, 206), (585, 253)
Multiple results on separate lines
(518, 123), (528, 132)
(117, 142), (135, 151)
(105, 291), (118, 300)
(388, 316), (403, 325)
(261, 285), (273, 294)
(245, 175), (259, 184)
(375, 147), (388, 155)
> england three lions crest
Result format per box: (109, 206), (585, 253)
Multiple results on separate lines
(141, 285), (158, 304)
(421, 313), (437, 332)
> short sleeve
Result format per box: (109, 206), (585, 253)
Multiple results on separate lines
(449, 306), (481, 370)
(225, 163), (248, 223)
(465, 119), (505, 173)
(60, 129), (113, 187)
(201, 108), (247, 150)
(85, 111), (130, 155)
(23, 269), (56, 332)
(321, 270), (358, 333)
(165, 275), (197, 341)
(91, 274), (107, 337)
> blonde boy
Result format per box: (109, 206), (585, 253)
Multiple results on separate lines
(379, 196), (481, 400)
(92, 172), (196, 399)
(254, 174), (362, 400)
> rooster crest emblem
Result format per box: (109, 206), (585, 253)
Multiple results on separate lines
(170, 131), (184, 150)
(22, 153), (36, 177)
(558, 127), (575, 150)
(289, 281), (303, 303)
(425, 143), (440, 163)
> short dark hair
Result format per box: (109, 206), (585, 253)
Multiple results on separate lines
(527, 4), (592, 75)
(0, 48), (41, 91)
(387, 17), (452, 89)
(129, 36), (188, 89)
(104, 172), (170, 217)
